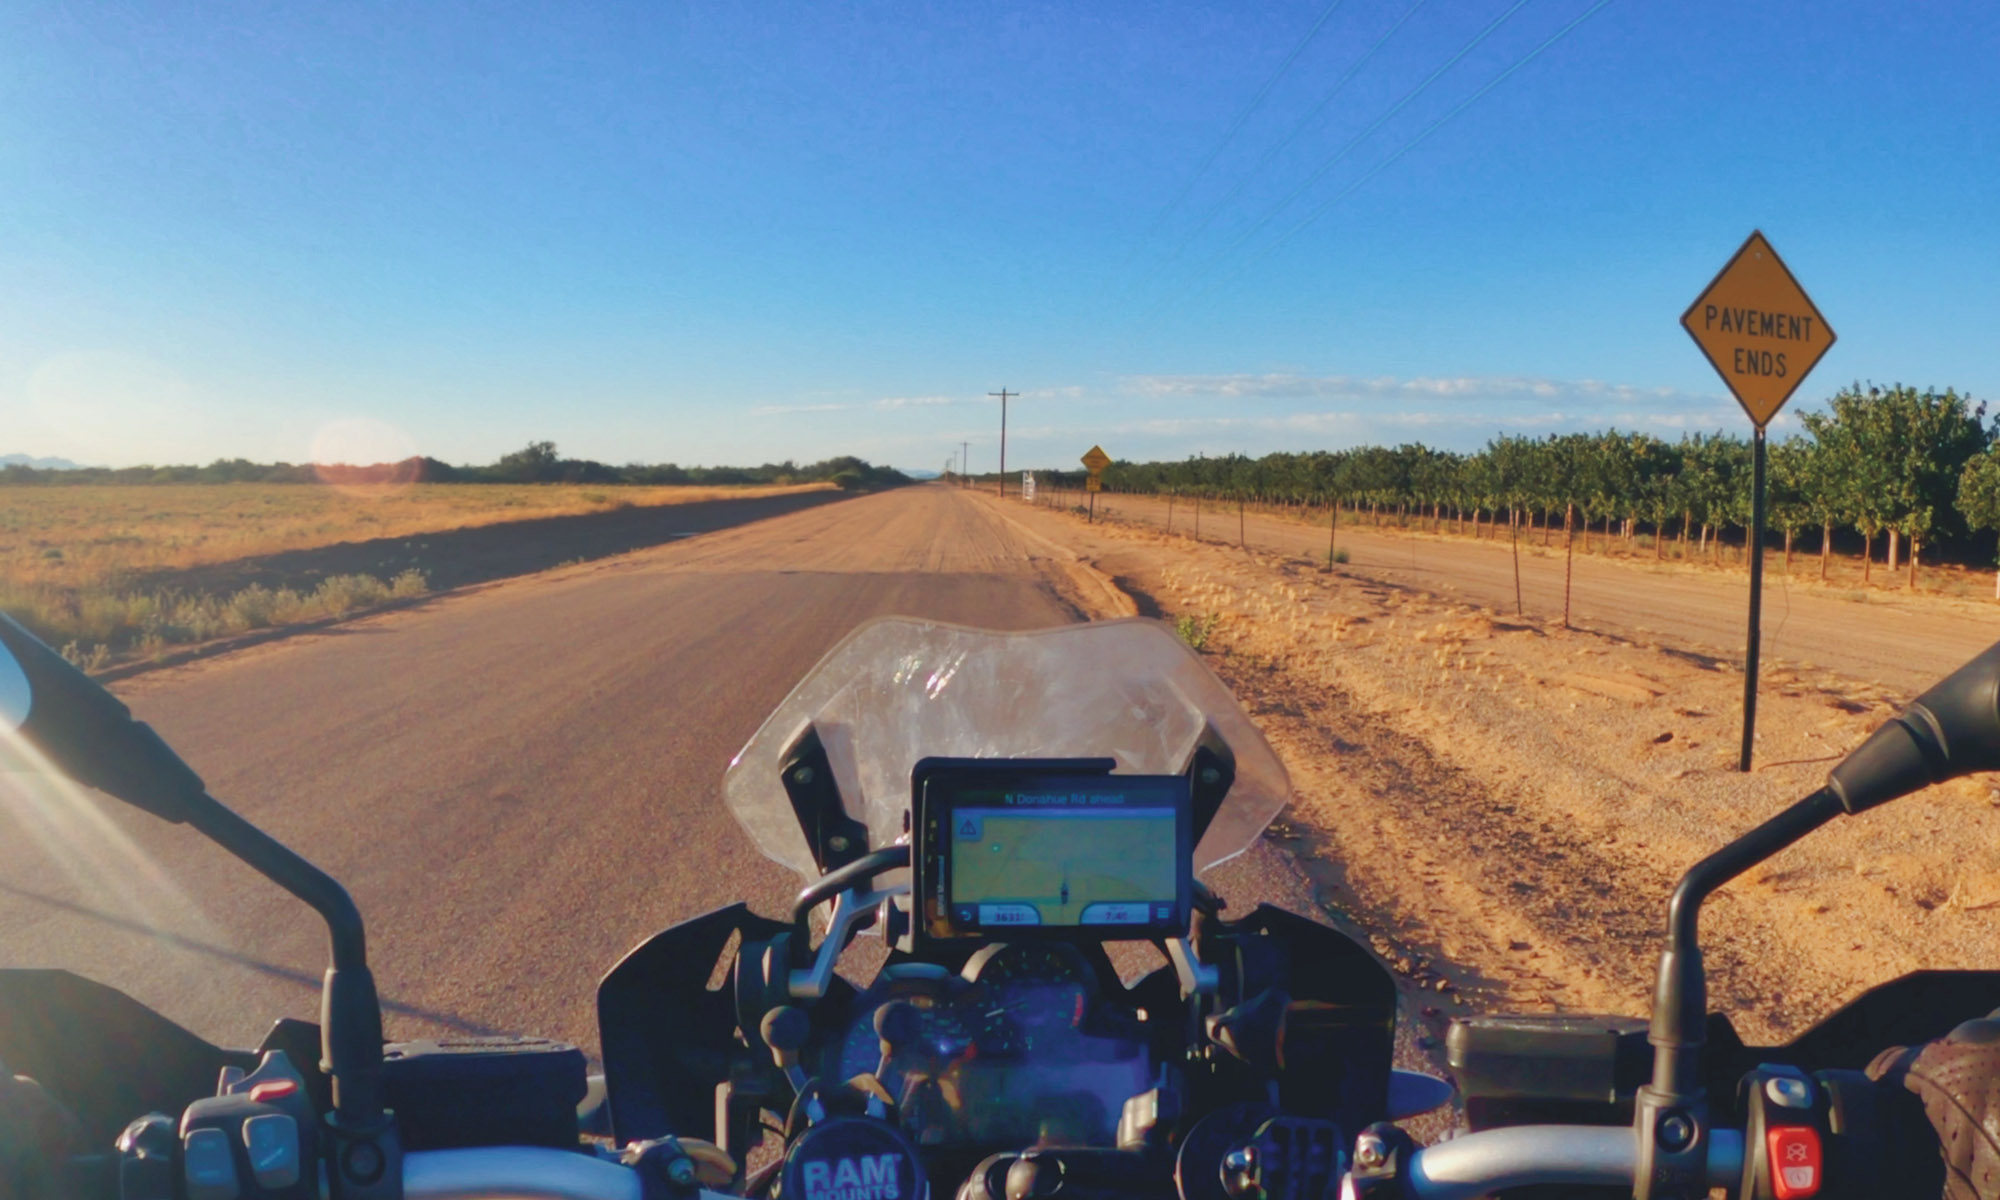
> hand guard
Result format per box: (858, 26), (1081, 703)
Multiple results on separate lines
(0, 1068), (83, 1200)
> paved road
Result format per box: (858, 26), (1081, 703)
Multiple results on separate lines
(0, 485), (1312, 1058)
(1068, 491), (2000, 695)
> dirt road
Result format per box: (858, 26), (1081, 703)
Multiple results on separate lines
(0, 485), (1313, 1059)
(1075, 491), (2000, 697)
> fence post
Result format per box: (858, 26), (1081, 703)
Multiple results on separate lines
(1512, 506), (1523, 616)
(1563, 502), (1576, 629)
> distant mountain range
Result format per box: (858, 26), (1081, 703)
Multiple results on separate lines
(900, 468), (941, 480)
(1, 453), (85, 470)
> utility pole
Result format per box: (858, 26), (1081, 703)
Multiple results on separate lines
(989, 388), (1014, 498)
(961, 441), (969, 489)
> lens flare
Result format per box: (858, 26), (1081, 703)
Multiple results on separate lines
(0, 725), (220, 953)
(309, 417), (422, 497)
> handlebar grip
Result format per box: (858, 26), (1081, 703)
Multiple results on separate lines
(1400, 1126), (1745, 1200)
(403, 1147), (652, 1199)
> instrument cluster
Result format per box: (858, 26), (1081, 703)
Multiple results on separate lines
(826, 943), (1098, 1083)
(822, 943), (1154, 1149)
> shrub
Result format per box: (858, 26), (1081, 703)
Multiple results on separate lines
(1175, 613), (1221, 652)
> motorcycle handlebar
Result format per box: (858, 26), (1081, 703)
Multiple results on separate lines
(396, 1131), (1758, 1200)
(404, 1146), (693, 1200)
(1392, 1125), (1744, 1200)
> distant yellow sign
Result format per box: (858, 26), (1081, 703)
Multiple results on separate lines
(1080, 445), (1111, 473)
(1681, 231), (1835, 428)
(1085, 476), (1102, 493)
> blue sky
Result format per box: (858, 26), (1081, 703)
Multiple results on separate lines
(4, 2), (1995, 472)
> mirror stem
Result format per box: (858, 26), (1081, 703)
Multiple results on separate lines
(183, 791), (386, 1128)
(1650, 785), (1843, 1097)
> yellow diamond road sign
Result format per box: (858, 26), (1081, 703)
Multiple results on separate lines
(1681, 230), (1835, 428)
(1081, 445), (1111, 473)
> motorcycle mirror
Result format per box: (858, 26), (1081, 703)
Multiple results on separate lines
(1635, 638), (2000, 1200)
(0, 613), (204, 823)
(0, 613), (395, 1151)
(1828, 638), (2000, 814)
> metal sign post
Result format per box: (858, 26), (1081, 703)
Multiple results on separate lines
(1680, 230), (1836, 771)
(1080, 445), (1110, 524)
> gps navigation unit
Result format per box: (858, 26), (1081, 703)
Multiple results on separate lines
(914, 762), (1193, 941)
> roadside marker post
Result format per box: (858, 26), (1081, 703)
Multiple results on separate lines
(1681, 230), (1836, 772)
(1326, 498), (1337, 569)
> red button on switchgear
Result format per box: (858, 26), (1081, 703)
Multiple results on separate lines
(249, 1079), (299, 1103)
(1766, 1125), (1822, 1200)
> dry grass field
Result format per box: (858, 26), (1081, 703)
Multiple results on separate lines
(1, 482), (822, 666)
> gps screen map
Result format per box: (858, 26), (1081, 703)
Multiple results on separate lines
(931, 773), (1190, 934)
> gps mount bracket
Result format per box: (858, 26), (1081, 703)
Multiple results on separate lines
(780, 726), (870, 876)
(787, 879), (910, 1002)
(1168, 937), (1219, 999)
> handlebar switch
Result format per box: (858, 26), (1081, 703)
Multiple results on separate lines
(116, 1111), (178, 1200)
(1738, 1064), (1829, 1200)
(1342, 1121), (1414, 1200)
(1219, 1116), (1345, 1200)
(621, 1137), (704, 1198)
(1765, 1127), (1822, 1200)
(175, 1049), (320, 1200)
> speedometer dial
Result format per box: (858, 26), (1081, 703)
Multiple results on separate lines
(963, 942), (1091, 987)
(833, 992), (974, 1083)
(963, 943), (1097, 1054)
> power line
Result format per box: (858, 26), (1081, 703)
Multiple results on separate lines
(1157, 0), (1531, 312)
(1259, 0), (1619, 266)
(1155, 0), (1432, 276)
(1136, 0), (1350, 242)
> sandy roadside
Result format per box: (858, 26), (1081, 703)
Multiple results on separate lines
(973, 490), (2000, 1049)
(1063, 490), (2000, 697)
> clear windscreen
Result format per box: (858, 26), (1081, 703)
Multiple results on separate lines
(723, 617), (1291, 884)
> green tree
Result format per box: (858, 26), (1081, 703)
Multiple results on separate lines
(1767, 437), (1815, 572)
(1959, 447), (2000, 598)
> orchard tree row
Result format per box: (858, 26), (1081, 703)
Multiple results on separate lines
(1045, 383), (2000, 584)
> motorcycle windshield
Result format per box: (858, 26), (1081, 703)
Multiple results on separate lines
(724, 617), (1291, 884)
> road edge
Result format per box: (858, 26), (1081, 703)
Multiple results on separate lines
(965, 490), (1140, 621)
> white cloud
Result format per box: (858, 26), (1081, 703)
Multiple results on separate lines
(1117, 371), (1721, 409)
